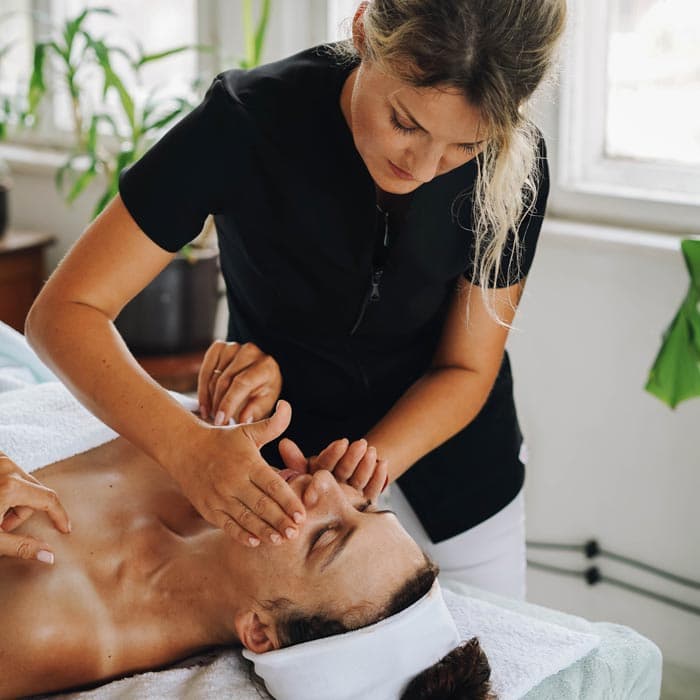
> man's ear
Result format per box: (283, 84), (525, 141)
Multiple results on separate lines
(235, 609), (279, 653)
(351, 1), (370, 56)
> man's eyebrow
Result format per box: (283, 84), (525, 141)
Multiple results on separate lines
(394, 97), (484, 148)
(319, 509), (395, 572)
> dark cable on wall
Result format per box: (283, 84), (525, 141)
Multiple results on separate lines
(527, 539), (700, 590)
(527, 560), (700, 617)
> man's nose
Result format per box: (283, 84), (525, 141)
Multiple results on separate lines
(304, 469), (350, 510)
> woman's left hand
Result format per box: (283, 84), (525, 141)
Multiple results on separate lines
(197, 340), (282, 426)
(278, 437), (389, 503)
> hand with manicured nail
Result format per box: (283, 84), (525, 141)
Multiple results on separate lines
(197, 340), (282, 426)
(171, 400), (306, 549)
(0, 453), (71, 564)
(278, 436), (389, 503)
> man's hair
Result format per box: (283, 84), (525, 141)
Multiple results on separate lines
(254, 553), (494, 700)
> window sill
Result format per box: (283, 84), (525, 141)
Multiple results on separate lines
(0, 141), (69, 178)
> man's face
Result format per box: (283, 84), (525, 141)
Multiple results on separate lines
(343, 59), (487, 194)
(235, 469), (425, 622)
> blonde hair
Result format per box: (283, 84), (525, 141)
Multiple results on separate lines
(327, 0), (566, 323)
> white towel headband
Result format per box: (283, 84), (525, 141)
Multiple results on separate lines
(241, 579), (459, 700)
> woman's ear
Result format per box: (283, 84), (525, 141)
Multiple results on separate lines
(235, 609), (279, 653)
(351, 1), (370, 56)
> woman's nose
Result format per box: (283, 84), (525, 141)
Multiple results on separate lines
(408, 144), (444, 183)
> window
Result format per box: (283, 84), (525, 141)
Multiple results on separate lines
(550, 0), (700, 233)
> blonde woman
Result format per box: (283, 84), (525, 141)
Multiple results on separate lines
(27, 1), (567, 599)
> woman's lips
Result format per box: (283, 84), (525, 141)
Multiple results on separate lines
(388, 160), (414, 180)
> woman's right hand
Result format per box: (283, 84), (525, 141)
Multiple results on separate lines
(197, 340), (282, 426)
(174, 400), (306, 548)
(0, 453), (71, 564)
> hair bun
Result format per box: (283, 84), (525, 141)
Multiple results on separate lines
(401, 636), (495, 700)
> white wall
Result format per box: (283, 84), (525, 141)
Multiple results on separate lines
(507, 219), (700, 672)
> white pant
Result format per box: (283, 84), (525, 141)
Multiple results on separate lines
(381, 484), (527, 600)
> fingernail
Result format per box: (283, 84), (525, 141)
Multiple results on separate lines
(246, 416), (254, 424)
(37, 550), (54, 565)
(215, 411), (225, 426)
(285, 527), (297, 539)
(66, 521), (72, 533)
(270, 533), (282, 544)
(248, 536), (260, 547)
(293, 512), (304, 524)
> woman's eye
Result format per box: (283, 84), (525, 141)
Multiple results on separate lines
(390, 111), (415, 134)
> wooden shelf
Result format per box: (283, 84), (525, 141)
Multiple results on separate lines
(0, 228), (56, 332)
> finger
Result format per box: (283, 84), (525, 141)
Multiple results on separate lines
(215, 366), (272, 425)
(278, 438), (309, 473)
(364, 458), (389, 503)
(348, 446), (377, 492)
(1, 505), (32, 532)
(313, 438), (350, 472)
(238, 393), (277, 425)
(0, 478), (71, 534)
(211, 509), (262, 548)
(197, 341), (227, 418)
(211, 350), (253, 418)
(249, 464), (306, 532)
(0, 532), (55, 564)
(334, 439), (369, 481)
(244, 400), (292, 449)
(211, 341), (267, 415)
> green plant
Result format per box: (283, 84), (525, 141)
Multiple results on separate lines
(25, 1), (271, 221)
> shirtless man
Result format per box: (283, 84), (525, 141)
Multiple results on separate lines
(0, 429), (428, 698)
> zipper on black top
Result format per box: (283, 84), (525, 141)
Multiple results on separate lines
(350, 206), (390, 335)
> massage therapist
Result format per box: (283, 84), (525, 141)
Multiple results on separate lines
(27, 1), (566, 598)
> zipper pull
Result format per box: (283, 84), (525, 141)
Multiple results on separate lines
(370, 268), (384, 302)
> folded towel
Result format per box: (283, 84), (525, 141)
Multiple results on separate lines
(0, 380), (198, 473)
(441, 586), (600, 700)
(0, 320), (58, 388)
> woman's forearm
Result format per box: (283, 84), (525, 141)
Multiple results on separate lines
(363, 365), (496, 484)
(25, 299), (202, 472)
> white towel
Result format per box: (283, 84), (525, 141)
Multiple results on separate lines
(441, 586), (600, 700)
(0, 378), (600, 699)
(0, 380), (199, 473)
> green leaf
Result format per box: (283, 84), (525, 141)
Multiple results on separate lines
(645, 239), (700, 408)
(253, 0), (271, 66)
(86, 36), (135, 130)
(135, 44), (203, 69)
(27, 42), (47, 118)
(66, 158), (97, 203)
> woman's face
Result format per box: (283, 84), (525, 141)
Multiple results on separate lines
(340, 59), (487, 194)
(236, 469), (425, 624)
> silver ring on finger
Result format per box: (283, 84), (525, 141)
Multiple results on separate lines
(212, 369), (223, 375)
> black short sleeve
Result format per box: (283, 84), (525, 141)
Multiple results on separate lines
(118, 75), (243, 252)
(463, 135), (550, 287)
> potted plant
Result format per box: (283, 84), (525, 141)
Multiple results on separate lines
(24, 1), (271, 353)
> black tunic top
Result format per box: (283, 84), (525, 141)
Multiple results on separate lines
(118, 43), (550, 543)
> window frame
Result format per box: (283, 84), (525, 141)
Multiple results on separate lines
(544, 0), (700, 235)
